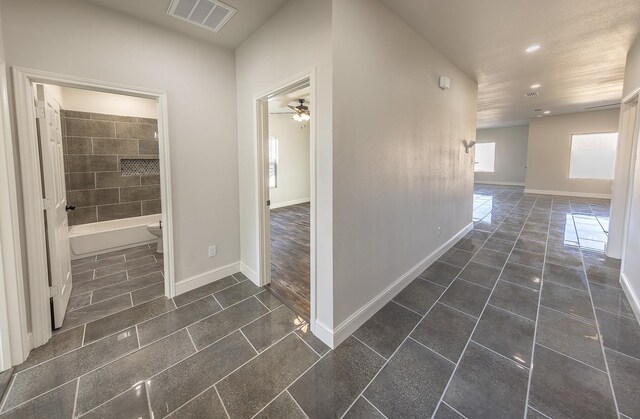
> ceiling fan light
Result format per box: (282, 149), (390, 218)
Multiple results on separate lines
(292, 113), (303, 122)
(300, 113), (310, 121)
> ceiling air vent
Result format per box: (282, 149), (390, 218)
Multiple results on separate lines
(167, 0), (236, 33)
(523, 92), (540, 98)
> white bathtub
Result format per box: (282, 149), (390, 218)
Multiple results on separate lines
(69, 214), (161, 259)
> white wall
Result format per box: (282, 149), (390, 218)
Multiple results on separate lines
(525, 109), (620, 197)
(60, 87), (157, 118)
(235, 0), (334, 341)
(1, 0), (240, 289)
(268, 114), (310, 207)
(475, 125), (528, 185)
(332, 0), (477, 333)
(618, 35), (640, 320)
(609, 35), (640, 258)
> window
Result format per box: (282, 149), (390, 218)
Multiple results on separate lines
(268, 137), (278, 188)
(474, 142), (496, 173)
(569, 132), (618, 179)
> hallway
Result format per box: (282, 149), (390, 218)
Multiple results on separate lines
(0, 185), (638, 418)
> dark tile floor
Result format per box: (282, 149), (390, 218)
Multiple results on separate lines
(1, 185), (639, 418)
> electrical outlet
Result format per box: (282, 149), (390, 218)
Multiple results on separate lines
(208, 245), (217, 257)
(437, 226), (441, 236)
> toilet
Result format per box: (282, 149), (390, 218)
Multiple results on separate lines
(147, 220), (163, 253)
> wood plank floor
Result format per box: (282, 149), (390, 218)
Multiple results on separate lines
(268, 202), (310, 319)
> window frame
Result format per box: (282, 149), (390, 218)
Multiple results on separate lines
(268, 136), (278, 189)
(568, 131), (618, 180)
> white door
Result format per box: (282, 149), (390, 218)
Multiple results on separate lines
(36, 84), (72, 328)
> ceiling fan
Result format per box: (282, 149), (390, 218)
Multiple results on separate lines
(269, 98), (311, 122)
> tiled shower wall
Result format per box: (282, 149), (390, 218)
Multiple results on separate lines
(61, 110), (162, 226)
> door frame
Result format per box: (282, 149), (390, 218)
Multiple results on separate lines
(254, 68), (317, 328)
(620, 87), (640, 322)
(0, 61), (29, 369)
(12, 67), (176, 350)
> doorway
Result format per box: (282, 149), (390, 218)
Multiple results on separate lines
(256, 73), (315, 322)
(12, 68), (174, 350)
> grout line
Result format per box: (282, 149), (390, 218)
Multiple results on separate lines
(144, 381), (154, 419)
(469, 339), (530, 370)
(254, 293), (272, 311)
(572, 210), (622, 419)
(0, 374), (15, 413)
(408, 337), (455, 365)
(135, 325), (141, 349)
(286, 389), (311, 419)
(523, 195), (551, 419)
(528, 405), (552, 418)
(292, 329), (323, 358)
(433, 191), (537, 419)
(185, 328), (197, 352)
(361, 395), (389, 419)
(351, 335), (387, 361)
(239, 329), (259, 355)
(486, 303), (535, 323)
(537, 304), (596, 325)
(591, 305), (638, 322)
(455, 276), (494, 291)
(534, 342), (607, 374)
(71, 379), (80, 419)
(602, 346), (640, 363)
(436, 301), (478, 319)
(498, 276), (540, 293)
(442, 401), (469, 419)
(388, 300), (424, 317)
(214, 384), (231, 419)
(419, 277), (448, 289)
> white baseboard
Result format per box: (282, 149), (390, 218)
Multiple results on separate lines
(240, 262), (259, 285)
(312, 319), (335, 348)
(175, 262), (240, 295)
(620, 272), (640, 325)
(524, 188), (611, 199)
(475, 181), (525, 186)
(270, 198), (310, 209)
(330, 222), (474, 348)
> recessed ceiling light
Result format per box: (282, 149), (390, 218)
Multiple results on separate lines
(526, 45), (541, 53)
(536, 115), (543, 118)
(543, 110), (551, 114)
(531, 83), (541, 89)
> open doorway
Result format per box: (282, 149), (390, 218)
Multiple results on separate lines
(13, 68), (174, 349)
(256, 73), (315, 322)
(36, 83), (166, 330)
(266, 86), (311, 319)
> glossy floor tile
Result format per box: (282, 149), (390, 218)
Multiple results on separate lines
(2, 185), (638, 419)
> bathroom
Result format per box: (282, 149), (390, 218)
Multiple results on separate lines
(36, 84), (167, 327)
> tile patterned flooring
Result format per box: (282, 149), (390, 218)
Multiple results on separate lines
(1, 185), (639, 418)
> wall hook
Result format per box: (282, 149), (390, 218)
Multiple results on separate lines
(463, 140), (476, 154)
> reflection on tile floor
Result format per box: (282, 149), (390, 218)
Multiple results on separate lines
(1, 185), (639, 418)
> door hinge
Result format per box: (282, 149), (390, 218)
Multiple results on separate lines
(49, 285), (59, 298)
(35, 103), (45, 119)
(266, 200), (271, 207)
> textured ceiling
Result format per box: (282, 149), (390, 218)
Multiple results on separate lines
(84, 0), (289, 49)
(378, 0), (640, 128)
